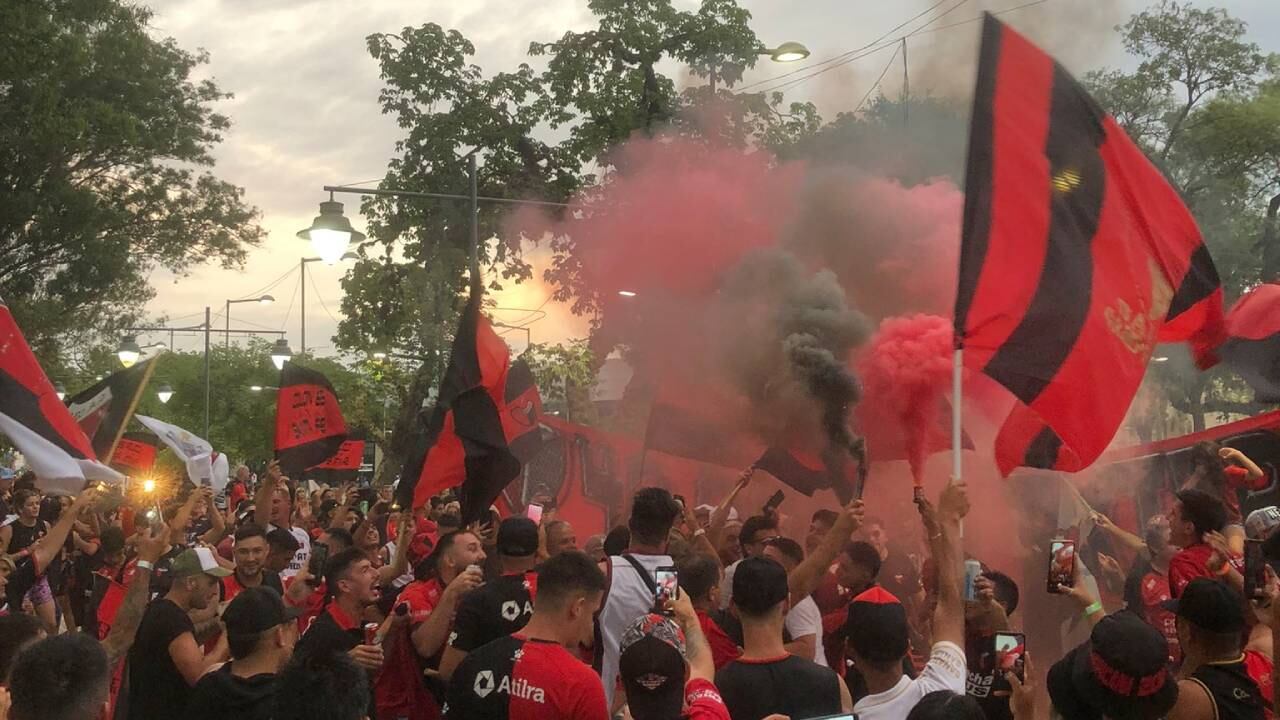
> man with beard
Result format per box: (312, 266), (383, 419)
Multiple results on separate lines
(223, 525), (284, 602)
(253, 461), (311, 581)
(293, 547), (386, 718)
(863, 516), (924, 610)
(125, 547), (232, 720)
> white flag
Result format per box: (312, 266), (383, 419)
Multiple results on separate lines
(0, 411), (123, 496)
(135, 415), (222, 489)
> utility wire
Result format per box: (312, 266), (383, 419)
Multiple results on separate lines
(852, 43), (905, 116)
(307, 264), (343, 325)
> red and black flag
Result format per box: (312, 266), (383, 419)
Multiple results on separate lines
(274, 363), (348, 475)
(397, 289), (544, 524)
(0, 297), (121, 488)
(1221, 283), (1280, 403)
(66, 359), (156, 462)
(110, 431), (158, 475)
(308, 428), (367, 485)
(955, 15), (1226, 475)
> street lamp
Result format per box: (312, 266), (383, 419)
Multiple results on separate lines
(298, 252), (357, 356)
(371, 350), (388, 361)
(54, 382), (66, 401)
(766, 41), (810, 62)
(224, 295), (275, 346)
(270, 338), (294, 370)
(156, 383), (174, 404)
(617, 290), (638, 298)
(297, 193), (367, 265)
(117, 336), (142, 368)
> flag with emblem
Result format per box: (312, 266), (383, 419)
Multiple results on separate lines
(955, 15), (1226, 475)
(397, 285), (544, 524)
(274, 363), (348, 476)
(0, 296), (123, 491)
(65, 359), (156, 463)
(308, 428), (366, 485)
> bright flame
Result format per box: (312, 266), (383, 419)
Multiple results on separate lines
(142, 479), (156, 493)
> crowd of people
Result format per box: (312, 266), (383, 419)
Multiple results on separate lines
(0, 438), (1279, 720)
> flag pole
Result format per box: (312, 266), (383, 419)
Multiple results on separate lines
(104, 359), (157, 465)
(953, 345), (964, 537)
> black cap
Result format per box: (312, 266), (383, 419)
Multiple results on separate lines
(1047, 611), (1178, 720)
(1161, 577), (1245, 633)
(618, 614), (687, 720)
(222, 587), (301, 638)
(497, 517), (540, 557)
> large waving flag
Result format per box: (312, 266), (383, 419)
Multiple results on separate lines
(397, 287), (544, 524)
(955, 15), (1226, 475)
(274, 363), (348, 476)
(1221, 283), (1280, 403)
(66, 358), (156, 462)
(135, 414), (228, 491)
(0, 296), (122, 492)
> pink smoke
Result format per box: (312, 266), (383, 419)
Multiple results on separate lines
(858, 314), (955, 486)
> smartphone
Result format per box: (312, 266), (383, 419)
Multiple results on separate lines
(527, 503), (544, 525)
(1047, 539), (1076, 593)
(309, 542), (330, 578)
(802, 715), (858, 720)
(764, 490), (785, 514)
(1245, 539), (1267, 601)
(994, 632), (1027, 682)
(654, 565), (679, 607)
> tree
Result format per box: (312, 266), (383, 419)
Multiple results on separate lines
(345, 0), (819, 479)
(523, 341), (597, 423)
(0, 0), (263, 361)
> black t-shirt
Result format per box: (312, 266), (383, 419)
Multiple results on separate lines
(6, 518), (48, 554)
(186, 664), (277, 720)
(1190, 660), (1266, 720)
(448, 571), (536, 653)
(965, 632), (1013, 720)
(715, 654), (842, 720)
(293, 604), (374, 717)
(126, 598), (197, 720)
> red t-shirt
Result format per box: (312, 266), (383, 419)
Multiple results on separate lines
(1244, 649), (1275, 720)
(684, 677), (731, 720)
(399, 578), (445, 626)
(1135, 568), (1181, 665)
(697, 610), (741, 669)
(813, 571), (851, 615)
(285, 575), (328, 632)
(1168, 544), (1218, 598)
(1222, 466), (1267, 522)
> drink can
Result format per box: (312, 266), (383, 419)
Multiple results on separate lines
(963, 560), (983, 601)
(363, 622), (379, 645)
(913, 486), (925, 503)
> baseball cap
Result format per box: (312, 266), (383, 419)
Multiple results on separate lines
(223, 587), (301, 637)
(497, 517), (539, 557)
(618, 614), (687, 720)
(1161, 577), (1245, 633)
(1047, 611), (1177, 720)
(169, 547), (232, 579)
(844, 586), (909, 664)
(1246, 506), (1280, 540)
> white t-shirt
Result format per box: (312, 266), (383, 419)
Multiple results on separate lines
(784, 595), (827, 667)
(599, 553), (672, 709)
(269, 523), (311, 580)
(852, 642), (966, 720)
(719, 558), (741, 610)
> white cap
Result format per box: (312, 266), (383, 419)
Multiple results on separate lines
(1246, 506), (1280, 540)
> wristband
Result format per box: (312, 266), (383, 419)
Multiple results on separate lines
(693, 529), (707, 538)
(136, 560), (155, 571)
(1216, 563), (1233, 577)
(1083, 601), (1103, 618)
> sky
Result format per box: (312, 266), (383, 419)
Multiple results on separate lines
(137, 0), (1280, 362)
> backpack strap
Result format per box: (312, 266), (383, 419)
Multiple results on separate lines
(620, 554), (658, 594)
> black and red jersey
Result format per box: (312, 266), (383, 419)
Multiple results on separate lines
(445, 635), (607, 720)
(449, 571), (537, 653)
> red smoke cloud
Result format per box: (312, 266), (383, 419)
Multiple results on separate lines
(858, 314), (955, 487)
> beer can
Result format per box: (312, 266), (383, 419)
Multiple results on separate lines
(963, 559), (983, 601)
(913, 486), (925, 503)
(363, 622), (379, 645)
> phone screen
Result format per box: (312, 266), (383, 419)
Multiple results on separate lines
(1048, 540), (1076, 592)
(994, 632), (1027, 682)
(654, 566), (679, 606)
(527, 503), (544, 525)
(765, 490), (785, 511)
(1245, 539), (1267, 601)
(310, 543), (330, 578)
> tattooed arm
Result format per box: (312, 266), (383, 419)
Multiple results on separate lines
(669, 582), (713, 682)
(101, 526), (166, 666)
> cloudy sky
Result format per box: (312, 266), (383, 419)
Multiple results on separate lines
(138, 0), (1280, 360)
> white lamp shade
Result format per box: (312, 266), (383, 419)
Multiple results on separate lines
(157, 384), (174, 404)
(118, 349), (140, 368)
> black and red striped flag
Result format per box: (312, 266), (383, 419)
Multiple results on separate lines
(274, 363), (348, 475)
(397, 288), (544, 524)
(0, 297), (122, 490)
(955, 15), (1226, 475)
(308, 428), (367, 485)
(1221, 283), (1280, 403)
(66, 359), (156, 462)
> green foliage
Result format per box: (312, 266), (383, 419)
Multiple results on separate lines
(523, 340), (597, 422)
(0, 0), (263, 360)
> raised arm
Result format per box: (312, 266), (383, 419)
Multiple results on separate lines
(102, 526), (167, 665)
(30, 489), (101, 572)
(788, 498), (864, 603)
(707, 469), (752, 551)
(328, 482), (356, 531)
(923, 482), (968, 647)
(1093, 513), (1147, 556)
(198, 493), (228, 546)
(1222, 447), (1265, 484)
(377, 511), (415, 586)
(679, 498), (719, 565)
(411, 567), (483, 659)
(669, 584), (714, 682)
(252, 461), (281, 529)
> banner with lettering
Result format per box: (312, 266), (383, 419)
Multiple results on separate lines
(308, 428), (366, 485)
(274, 363), (348, 475)
(110, 432), (158, 474)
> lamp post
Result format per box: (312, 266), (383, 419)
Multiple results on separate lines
(224, 295), (275, 347)
(156, 383), (174, 404)
(269, 338), (293, 370)
(121, 312), (285, 440)
(707, 41), (810, 94)
(297, 253), (357, 357)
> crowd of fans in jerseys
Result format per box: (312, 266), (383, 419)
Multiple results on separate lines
(0, 437), (1279, 720)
